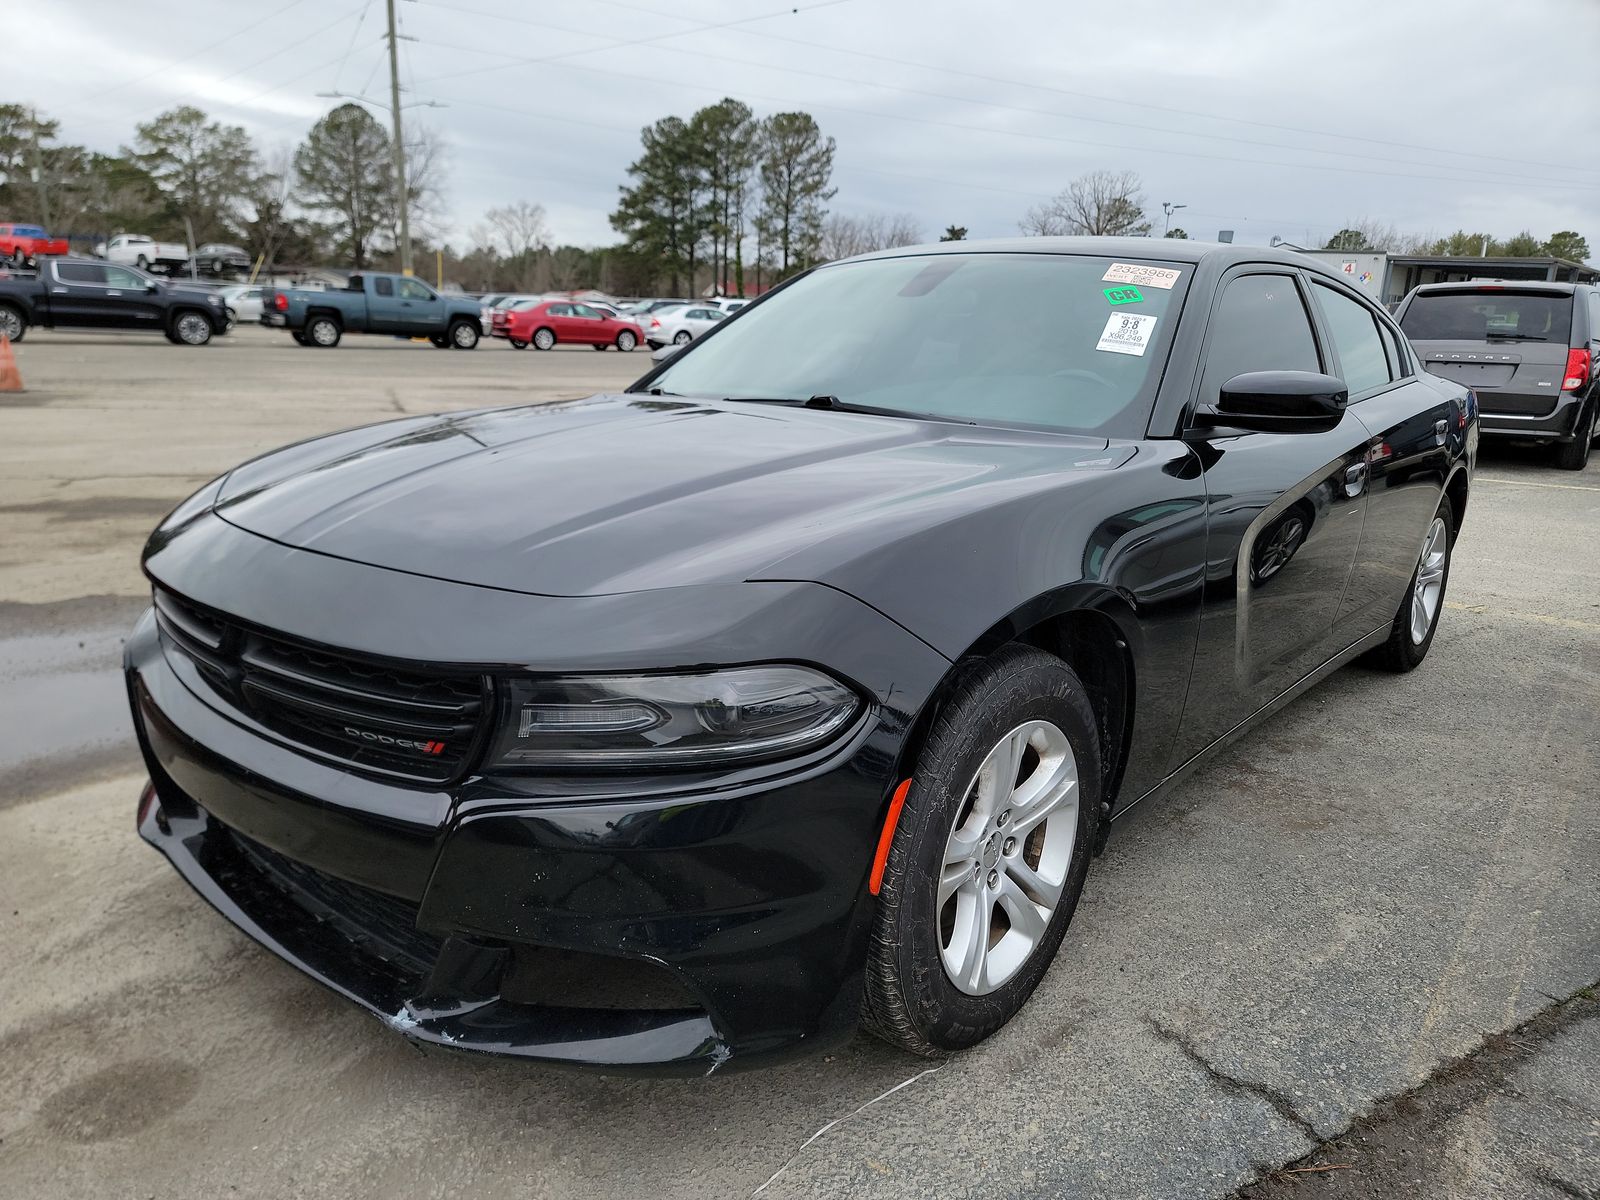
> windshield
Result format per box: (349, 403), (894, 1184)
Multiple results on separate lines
(647, 252), (1187, 434)
(1401, 290), (1573, 342)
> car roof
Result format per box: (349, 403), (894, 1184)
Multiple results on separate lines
(834, 235), (1346, 276)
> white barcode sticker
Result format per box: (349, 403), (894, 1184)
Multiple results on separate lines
(1102, 262), (1182, 289)
(1095, 312), (1157, 356)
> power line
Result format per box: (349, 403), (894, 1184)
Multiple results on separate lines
(409, 3), (1599, 190)
(332, 0), (378, 92)
(410, 0), (854, 86)
(410, 34), (1598, 196)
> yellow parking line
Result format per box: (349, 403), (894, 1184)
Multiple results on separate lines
(1475, 476), (1600, 492)
(1445, 601), (1600, 632)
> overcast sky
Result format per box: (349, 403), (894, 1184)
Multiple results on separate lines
(13, 0), (1600, 255)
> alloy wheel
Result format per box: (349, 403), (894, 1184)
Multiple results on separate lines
(673, 330), (692, 345)
(1409, 516), (1449, 644)
(452, 322), (477, 348)
(310, 320), (339, 346)
(0, 307), (20, 340)
(938, 720), (1079, 996)
(617, 331), (636, 351)
(534, 328), (555, 350)
(175, 313), (211, 345)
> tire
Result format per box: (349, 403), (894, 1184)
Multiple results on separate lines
(615, 330), (637, 352)
(10, 248), (24, 268)
(1364, 494), (1455, 673)
(673, 329), (692, 345)
(135, 255), (149, 270)
(211, 258), (223, 275)
(0, 303), (24, 342)
(305, 315), (341, 348)
(592, 342), (607, 351)
(862, 645), (1101, 1057)
(172, 311), (213, 346)
(508, 338), (528, 350)
(222, 307), (238, 333)
(429, 335), (449, 348)
(449, 320), (479, 349)
(532, 327), (556, 351)
(291, 332), (308, 345)
(1552, 401), (1596, 471)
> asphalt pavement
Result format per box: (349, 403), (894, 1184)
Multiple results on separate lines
(1, 327), (1596, 1198)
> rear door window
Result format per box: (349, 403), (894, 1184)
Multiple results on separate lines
(1313, 283), (1393, 396)
(57, 262), (108, 285)
(1200, 274), (1321, 405)
(374, 277), (394, 296)
(1400, 291), (1573, 343)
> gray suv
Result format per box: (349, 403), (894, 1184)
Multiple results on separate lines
(1397, 281), (1599, 470)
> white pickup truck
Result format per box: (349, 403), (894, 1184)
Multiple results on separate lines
(95, 233), (189, 273)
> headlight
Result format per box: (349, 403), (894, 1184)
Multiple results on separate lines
(486, 666), (861, 770)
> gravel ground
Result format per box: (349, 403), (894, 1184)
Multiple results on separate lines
(1, 327), (1596, 1198)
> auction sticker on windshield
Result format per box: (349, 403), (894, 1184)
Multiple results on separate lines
(1096, 312), (1157, 356)
(1102, 262), (1181, 289)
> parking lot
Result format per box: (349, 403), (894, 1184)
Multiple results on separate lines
(2, 327), (1597, 1198)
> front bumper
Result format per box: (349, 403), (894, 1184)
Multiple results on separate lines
(127, 524), (948, 1071)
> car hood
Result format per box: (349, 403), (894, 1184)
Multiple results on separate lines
(213, 395), (1124, 596)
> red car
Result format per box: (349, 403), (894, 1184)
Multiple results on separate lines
(0, 223), (70, 267)
(503, 300), (644, 352)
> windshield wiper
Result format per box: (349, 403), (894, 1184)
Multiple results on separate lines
(721, 394), (939, 420)
(1483, 331), (1547, 341)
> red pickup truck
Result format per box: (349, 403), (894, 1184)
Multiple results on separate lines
(0, 223), (70, 267)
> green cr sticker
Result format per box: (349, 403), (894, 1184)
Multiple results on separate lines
(1104, 286), (1144, 305)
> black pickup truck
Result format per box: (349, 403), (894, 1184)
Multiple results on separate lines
(0, 257), (228, 345)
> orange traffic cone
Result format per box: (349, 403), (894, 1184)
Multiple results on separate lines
(0, 333), (21, 393)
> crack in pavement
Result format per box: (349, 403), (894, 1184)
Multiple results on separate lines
(1232, 980), (1600, 1197)
(1144, 1017), (1320, 1142)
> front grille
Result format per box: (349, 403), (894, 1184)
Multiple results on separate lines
(227, 828), (444, 978)
(155, 588), (490, 785)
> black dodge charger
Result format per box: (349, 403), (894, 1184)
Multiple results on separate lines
(128, 239), (1476, 1072)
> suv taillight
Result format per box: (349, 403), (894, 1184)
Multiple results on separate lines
(1563, 348), (1590, 391)
(273, 292), (288, 312)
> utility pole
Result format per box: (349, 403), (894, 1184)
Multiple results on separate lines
(28, 108), (50, 228)
(386, 0), (412, 275)
(1161, 201), (1186, 238)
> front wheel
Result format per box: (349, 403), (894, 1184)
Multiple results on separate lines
(0, 304), (24, 342)
(135, 255), (149, 271)
(532, 327), (556, 351)
(1365, 494), (1454, 672)
(172, 312), (213, 346)
(449, 320), (479, 349)
(615, 330), (637, 352)
(863, 645), (1101, 1057)
(1552, 402), (1596, 471)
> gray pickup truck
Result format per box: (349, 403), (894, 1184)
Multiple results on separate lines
(262, 273), (483, 349)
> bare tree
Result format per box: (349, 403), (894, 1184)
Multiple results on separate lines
(1324, 218), (1403, 252)
(1020, 169), (1151, 237)
(820, 211), (924, 260)
(482, 200), (550, 290)
(401, 123), (450, 247)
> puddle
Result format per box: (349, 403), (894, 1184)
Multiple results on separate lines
(0, 624), (134, 780)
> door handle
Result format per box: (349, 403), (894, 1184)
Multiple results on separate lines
(106, 290), (121, 296)
(1344, 461), (1368, 498)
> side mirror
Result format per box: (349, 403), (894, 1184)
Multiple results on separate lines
(146, 282), (160, 293)
(1193, 371), (1348, 435)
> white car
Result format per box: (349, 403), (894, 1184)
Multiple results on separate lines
(219, 284), (268, 323)
(643, 304), (727, 348)
(96, 233), (189, 272)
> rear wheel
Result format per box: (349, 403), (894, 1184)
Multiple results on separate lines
(1553, 401), (1597, 471)
(615, 330), (637, 352)
(1365, 494), (1454, 673)
(9, 248), (23, 268)
(429, 334), (449, 348)
(449, 320), (479, 349)
(673, 329), (692, 345)
(863, 645), (1100, 1057)
(508, 338), (528, 350)
(532, 327), (556, 351)
(0, 304), (24, 342)
(135, 254), (149, 271)
(305, 316), (341, 348)
(291, 332), (308, 346)
(591, 342), (607, 351)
